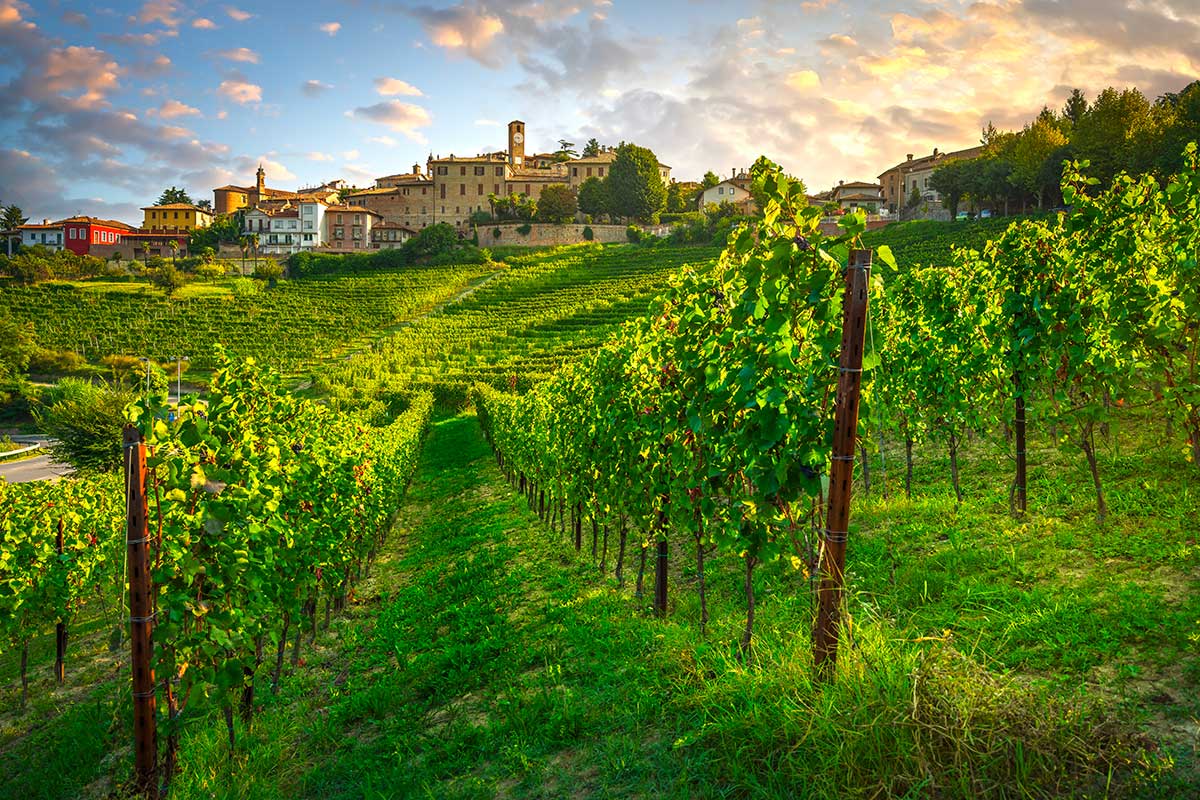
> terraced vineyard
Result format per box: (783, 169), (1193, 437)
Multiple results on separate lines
(860, 215), (1027, 269)
(0, 264), (493, 373)
(316, 243), (722, 405)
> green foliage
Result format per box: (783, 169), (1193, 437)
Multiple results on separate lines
(0, 318), (35, 386)
(516, 223), (532, 236)
(188, 213), (243, 252)
(666, 180), (686, 213)
(0, 247), (105, 284)
(33, 378), (135, 471)
(701, 171), (720, 189)
(489, 192), (536, 222)
(582, 137), (600, 157)
(748, 156), (804, 213)
(492, 226), (502, 239)
(148, 263), (188, 296)
(252, 260), (283, 282)
(156, 186), (193, 206)
(534, 183), (578, 223)
(624, 224), (641, 242)
(576, 176), (609, 220)
(607, 143), (666, 222)
(582, 225), (594, 241)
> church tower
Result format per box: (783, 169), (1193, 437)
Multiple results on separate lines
(256, 163), (266, 195)
(508, 120), (525, 167)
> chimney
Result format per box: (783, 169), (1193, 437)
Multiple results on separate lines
(933, 147), (940, 157)
(732, 167), (736, 178)
(838, 179), (844, 186)
(906, 153), (913, 161)
(43, 219), (49, 225)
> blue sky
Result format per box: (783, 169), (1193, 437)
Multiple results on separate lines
(1, 0), (1197, 223)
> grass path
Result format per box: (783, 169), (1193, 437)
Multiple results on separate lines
(172, 412), (695, 799)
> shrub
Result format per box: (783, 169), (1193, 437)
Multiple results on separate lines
(28, 348), (87, 375)
(148, 263), (188, 296)
(516, 223), (532, 236)
(492, 227), (502, 239)
(195, 261), (227, 281)
(582, 226), (594, 241)
(253, 260), (284, 283)
(626, 224), (643, 243)
(34, 378), (137, 472)
(229, 277), (260, 298)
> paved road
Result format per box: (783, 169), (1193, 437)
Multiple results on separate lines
(0, 445), (73, 483)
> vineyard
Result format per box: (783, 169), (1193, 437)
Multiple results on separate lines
(0, 263), (494, 374)
(1, 151), (1199, 798)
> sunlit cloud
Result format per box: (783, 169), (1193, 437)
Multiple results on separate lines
(374, 77), (422, 96)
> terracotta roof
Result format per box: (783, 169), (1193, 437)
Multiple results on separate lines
(838, 192), (884, 202)
(349, 187), (416, 197)
(374, 221), (416, 232)
(141, 203), (212, 212)
(56, 216), (138, 230)
(879, 145), (984, 179)
(213, 184), (253, 193)
(325, 205), (382, 216)
(377, 172), (427, 181)
(18, 222), (63, 230)
(430, 154), (508, 163)
(838, 181), (881, 190)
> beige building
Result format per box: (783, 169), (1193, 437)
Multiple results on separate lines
(698, 170), (753, 212)
(878, 146), (984, 212)
(832, 181), (885, 213)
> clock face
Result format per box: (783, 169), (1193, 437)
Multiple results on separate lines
(512, 132), (524, 144)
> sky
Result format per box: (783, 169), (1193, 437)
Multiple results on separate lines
(0, 0), (1197, 224)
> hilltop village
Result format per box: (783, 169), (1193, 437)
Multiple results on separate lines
(3, 119), (977, 260)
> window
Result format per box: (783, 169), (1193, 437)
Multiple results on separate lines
(437, 166), (448, 175)
(598, 167), (605, 177)
(718, 187), (724, 195)
(354, 215), (361, 224)
(440, 185), (446, 199)
(150, 211), (157, 220)
(337, 214), (343, 223)
(475, 166), (485, 176)
(460, 166), (466, 176)
(495, 166), (503, 176)
(478, 183), (484, 196)
(460, 184), (466, 196)
(402, 188), (409, 196)
(422, 187), (427, 195)
(334, 227), (344, 238)
(524, 183), (530, 195)
(572, 167), (578, 177)
(494, 183), (500, 194)
(587, 167), (592, 177)
(173, 211), (179, 220)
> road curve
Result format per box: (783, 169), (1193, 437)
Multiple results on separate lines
(0, 452), (73, 483)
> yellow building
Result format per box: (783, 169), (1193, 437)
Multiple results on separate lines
(141, 203), (214, 232)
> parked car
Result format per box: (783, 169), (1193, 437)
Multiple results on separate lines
(956, 211), (969, 221)
(980, 209), (993, 218)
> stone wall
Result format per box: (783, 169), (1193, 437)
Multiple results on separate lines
(482, 223), (670, 247)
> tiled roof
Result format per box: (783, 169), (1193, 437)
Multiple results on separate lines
(141, 203), (213, 212)
(325, 205), (382, 216)
(18, 222), (62, 230)
(879, 145), (985, 179)
(56, 216), (138, 230)
(213, 184), (253, 193)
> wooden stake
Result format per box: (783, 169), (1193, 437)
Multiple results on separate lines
(124, 424), (158, 798)
(55, 517), (66, 684)
(813, 249), (871, 679)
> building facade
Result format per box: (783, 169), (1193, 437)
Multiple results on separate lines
(878, 146), (984, 211)
(17, 221), (64, 251)
(60, 216), (138, 255)
(698, 170), (753, 211)
(832, 181), (885, 213)
(141, 203), (214, 233)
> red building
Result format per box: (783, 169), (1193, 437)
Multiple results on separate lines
(59, 216), (138, 256)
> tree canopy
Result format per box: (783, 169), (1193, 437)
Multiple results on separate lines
(156, 187), (194, 206)
(606, 143), (666, 222)
(535, 184), (578, 223)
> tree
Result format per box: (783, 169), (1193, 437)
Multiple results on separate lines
(167, 238), (179, 266)
(196, 198), (213, 211)
(402, 222), (457, 260)
(577, 177), (609, 220)
(701, 171), (720, 190)
(0, 319), (35, 388)
(930, 158), (973, 216)
(1153, 81), (1200, 175)
(666, 180), (686, 213)
(1009, 118), (1069, 208)
(1062, 88), (1088, 126)
(607, 143), (667, 222)
(150, 262), (187, 296)
(583, 138), (600, 157)
(906, 183), (922, 210)
(2, 203), (27, 230)
(1071, 87), (1159, 186)
(535, 184), (578, 223)
(556, 139), (579, 159)
(34, 378), (137, 472)
(156, 186), (193, 205)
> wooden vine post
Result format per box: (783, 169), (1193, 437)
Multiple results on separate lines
(654, 505), (669, 617)
(124, 424), (158, 798)
(813, 249), (871, 679)
(55, 517), (66, 684)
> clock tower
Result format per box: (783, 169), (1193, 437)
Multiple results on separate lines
(508, 120), (525, 167)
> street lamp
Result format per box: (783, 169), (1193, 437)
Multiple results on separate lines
(168, 356), (189, 403)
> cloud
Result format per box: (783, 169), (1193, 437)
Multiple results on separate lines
(307, 151), (333, 161)
(251, 156), (295, 181)
(214, 47), (259, 63)
(192, 17), (217, 29)
(786, 70), (820, 91)
(319, 21), (341, 35)
(367, 135), (396, 145)
(301, 79), (333, 97)
(216, 110), (228, 119)
(155, 99), (200, 118)
(410, 4), (505, 66)
(224, 6), (252, 22)
(38, 46), (122, 108)
(137, 0), (182, 29)
(217, 77), (262, 104)
(63, 11), (88, 27)
(350, 100), (432, 143)
(342, 149), (359, 160)
(374, 77), (422, 96)
(102, 32), (159, 47)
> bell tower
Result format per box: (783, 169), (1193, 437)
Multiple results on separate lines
(507, 120), (525, 167)
(255, 163), (266, 202)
